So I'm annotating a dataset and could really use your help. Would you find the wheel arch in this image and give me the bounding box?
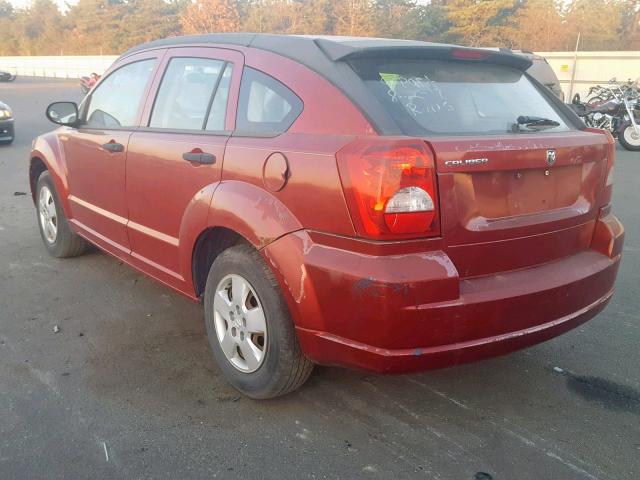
[191,227,247,299]
[30,133,72,216]
[29,156,48,203]
[188,181,303,299]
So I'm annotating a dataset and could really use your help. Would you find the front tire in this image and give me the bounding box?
[619,123,640,151]
[203,243,313,399]
[36,171,89,257]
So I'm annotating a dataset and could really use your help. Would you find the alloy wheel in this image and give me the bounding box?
[38,185,58,244]
[213,274,268,373]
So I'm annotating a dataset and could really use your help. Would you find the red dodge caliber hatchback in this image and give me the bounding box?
[31,34,624,398]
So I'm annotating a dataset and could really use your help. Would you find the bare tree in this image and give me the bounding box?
[331,0,375,37]
[181,0,240,34]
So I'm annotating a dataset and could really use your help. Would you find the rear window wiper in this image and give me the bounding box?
[511,115,560,132]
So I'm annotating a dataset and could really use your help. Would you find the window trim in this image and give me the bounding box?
[234,66,303,137]
[146,56,232,133]
[136,126,231,137]
[79,57,160,132]
[202,62,230,131]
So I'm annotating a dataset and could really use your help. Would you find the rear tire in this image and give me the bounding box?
[36,171,89,257]
[619,124,640,151]
[203,243,313,399]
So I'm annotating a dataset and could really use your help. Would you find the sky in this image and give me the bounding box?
[9,0,75,10]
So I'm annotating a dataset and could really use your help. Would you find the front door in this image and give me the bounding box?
[62,52,162,254]
[125,48,243,284]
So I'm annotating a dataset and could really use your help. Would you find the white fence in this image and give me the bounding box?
[0,56,118,79]
[536,51,640,100]
[1,52,638,98]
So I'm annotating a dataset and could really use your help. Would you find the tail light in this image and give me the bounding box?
[603,131,615,187]
[585,128,615,204]
[336,138,439,240]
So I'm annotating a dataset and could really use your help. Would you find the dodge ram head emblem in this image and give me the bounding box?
[546,149,556,166]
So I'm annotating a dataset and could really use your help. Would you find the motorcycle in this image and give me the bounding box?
[80,73,100,94]
[569,79,640,151]
[581,79,638,106]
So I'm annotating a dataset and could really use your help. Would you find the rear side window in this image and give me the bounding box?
[150,57,231,131]
[86,59,156,128]
[236,67,302,134]
[350,59,569,136]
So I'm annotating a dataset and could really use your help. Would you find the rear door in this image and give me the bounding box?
[125,47,243,282]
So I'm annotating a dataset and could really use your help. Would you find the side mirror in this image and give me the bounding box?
[46,102,79,126]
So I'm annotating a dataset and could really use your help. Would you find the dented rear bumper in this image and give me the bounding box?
[262,214,623,373]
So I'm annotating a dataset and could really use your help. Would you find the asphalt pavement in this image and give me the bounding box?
[0,77,638,480]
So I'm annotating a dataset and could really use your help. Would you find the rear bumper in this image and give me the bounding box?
[263,214,623,373]
[296,288,613,373]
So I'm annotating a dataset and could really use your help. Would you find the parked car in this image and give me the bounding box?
[0,101,14,144]
[485,49,564,100]
[30,34,623,399]
[0,70,16,82]
[80,73,100,93]
[518,51,565,101]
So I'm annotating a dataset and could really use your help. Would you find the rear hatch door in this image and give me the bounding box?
[348,51,608,277]
[431,131,607,277]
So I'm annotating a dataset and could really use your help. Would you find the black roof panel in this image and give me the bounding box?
[121,33,532,71]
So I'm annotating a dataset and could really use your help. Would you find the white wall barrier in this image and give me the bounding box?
[0,55,118,79]
[1,52,638,99]
[536,51,640,100]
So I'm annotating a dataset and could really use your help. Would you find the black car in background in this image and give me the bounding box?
[0,70,16,82]
[516,51,564,101]
[484,48,564,100]
[0,101,15,144]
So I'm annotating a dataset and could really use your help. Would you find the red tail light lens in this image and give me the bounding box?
[603,130,615,187]
[585,127,615,204]
[336,138,439,240]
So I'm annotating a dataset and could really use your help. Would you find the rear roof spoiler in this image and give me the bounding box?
[314,38,533,71]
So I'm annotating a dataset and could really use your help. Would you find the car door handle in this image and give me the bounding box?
[182,152,216,164]
[102,142,124,153]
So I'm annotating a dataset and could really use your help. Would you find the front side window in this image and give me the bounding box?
[150,57,231,131]
[85,59,156,128]
[351,58,570,136]
[236,67,302,134]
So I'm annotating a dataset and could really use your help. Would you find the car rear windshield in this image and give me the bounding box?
[350,58,570,136]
